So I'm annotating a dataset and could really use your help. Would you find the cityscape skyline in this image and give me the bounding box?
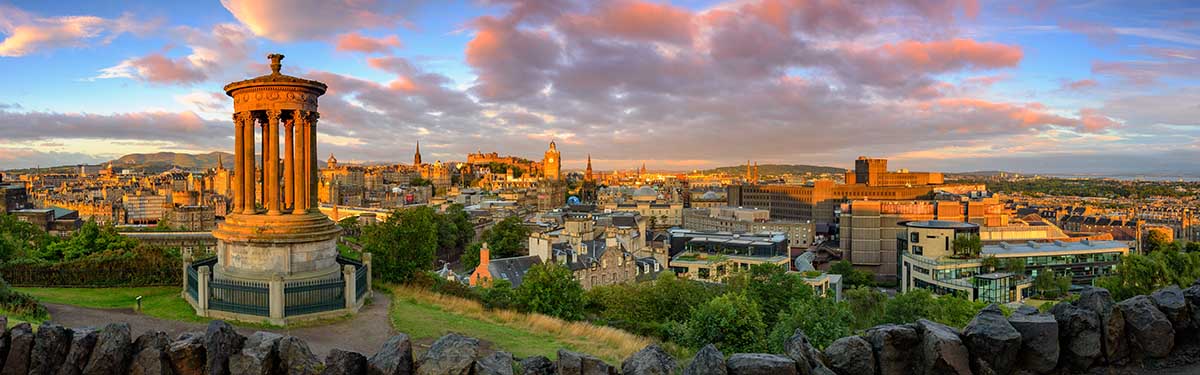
[1,1,1199,174]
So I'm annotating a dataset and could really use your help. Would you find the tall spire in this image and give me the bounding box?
[585,154,594,181]
[414,140,422,167]
[217,154,223,170]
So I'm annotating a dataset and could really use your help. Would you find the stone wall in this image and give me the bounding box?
[2,282,1198,375]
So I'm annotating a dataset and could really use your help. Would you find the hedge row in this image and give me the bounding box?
[0,246,181,287]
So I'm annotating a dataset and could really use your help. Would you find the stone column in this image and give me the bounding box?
[283,115,295,212]
[232,112,244,213]
[309,112,320,211]
[293,111,308,214]
[241,114,256,214]
[266,109,282,215]
[269,274,284,323]
[343,264,356,310]
[363,252,373,297]
[198,266,211,315]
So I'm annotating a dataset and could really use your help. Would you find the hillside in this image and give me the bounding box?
[108,151,234,172]
[703,163,845,176]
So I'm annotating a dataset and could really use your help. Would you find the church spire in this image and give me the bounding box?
[585,154,593,181]
[414,140,422,166]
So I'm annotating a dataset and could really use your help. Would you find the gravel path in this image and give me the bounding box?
[42,291,396,358]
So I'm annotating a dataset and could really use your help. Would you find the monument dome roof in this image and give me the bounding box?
[224,53,327,96]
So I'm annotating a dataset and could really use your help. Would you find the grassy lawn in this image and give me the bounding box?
[15,286,206,323]
[1,307,47,328]
[387,285,680,364]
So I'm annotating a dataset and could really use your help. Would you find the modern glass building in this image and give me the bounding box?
[898,220,1129,303]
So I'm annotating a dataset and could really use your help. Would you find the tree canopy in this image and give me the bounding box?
[363,206,438,283]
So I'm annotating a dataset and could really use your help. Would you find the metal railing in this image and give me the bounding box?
[355,264,368,300]
[208,278,270,317]
[186,265,198,301]
[284,277,344,316]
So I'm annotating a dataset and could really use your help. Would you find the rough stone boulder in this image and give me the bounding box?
[82,322,133,375]
[29,322,73,375]
[1008,311,1059,374]
[475,351,515,375]
[822,336,874,375]
[916,319,971,375]
[1050,302,1101,371]
[369,333,413,375]
[1185,285,1200,343]
[167,332,206,375]
[557,349,615,375]
[1013,305,1039,316]
[1075,287,1127,364]
[864,324,921,375]
[1152,286,1192,331]
[278,336,322,375]
[204,320,247,375]
[57,327,99,375]
[964,304,1021,375]
[418,333,480,375]
[726,353,797,375]
[322,348,369,375]
[2,322,34,375]
[0,316,7,369]
[785,329,828,375]
[130,330,172,375]
[683,344,726,375]
[620,343,676,375]
[1117,295,1175,358]
[134,331,170,353]
[229,331,283,375]
[518,355,555,375]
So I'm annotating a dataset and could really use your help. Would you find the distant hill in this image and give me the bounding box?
[946,171,1017,178]
[703,164,845,176]
[107,151,234,172]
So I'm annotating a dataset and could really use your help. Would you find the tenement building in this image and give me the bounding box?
[185,54,370,325]
[898,220,1127,304]
[726,157,984,230]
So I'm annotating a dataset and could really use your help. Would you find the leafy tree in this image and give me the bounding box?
[514,262,585,320]
[586,272,722,338]
[844,286,888,330]
[445,204,475,249]
[409,177,432,186]
[1185,242,1200,253]
[460,242,484,270]
[363,206,438,283]
[681,292,767,353]
[829,260,874,287]
[725,263,814,327]
[40,220,137,261]
[1033,268,1071,299]
[882,288,934,325]
[0,214,56,261]
[479,279,515,310]
[1145,230,1173,253]
[769,296,854,351]
[480,216,530,259]
[1003,258,1026,277]
[951,234,982,258]
[980,256,1000,272]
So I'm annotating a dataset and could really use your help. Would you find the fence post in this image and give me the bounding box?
[269,273,285,324]
[197,266,210,316]
[362,252,373,297]
[343,265,356,311]
[181,251,193,299]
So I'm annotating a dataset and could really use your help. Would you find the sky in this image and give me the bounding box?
[1,0,1198,174]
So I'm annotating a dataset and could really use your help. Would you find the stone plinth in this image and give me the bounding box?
[212,211,341,281]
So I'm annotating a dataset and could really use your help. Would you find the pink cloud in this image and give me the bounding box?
[220,0,410,42]
[1062,78,1097,90]
[0,5,158,57]
[335,33,402,54]
[105,53,207,84]
[882,38,1023,72]
[466,16,561,101]
[1079,108,1120,132]
[96,23,255,85]
[558,0,695,44]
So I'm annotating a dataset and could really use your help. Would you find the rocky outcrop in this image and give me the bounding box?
[82,322,133,375]
[1051,301,1102,370]
[683,344,726,375]
[916,319,971,375]
[166,332,206,375]
[130,331,172,375]
[1007,311,1059,374]
[822,336,874,375]
[203,320,246,375]
[1152,286,1192,331]
[369,333,413,375]
[474,351,514,375]
[29,322,72,375]
[322,348,369,375]
[519,355,556,375]
[621,344,676,375]
[963,304,1021,375]
[863,324,920,375]
[1075,287,1127,364]
[558,349,616,375]
[278,335,322,375]
[726,353,797,375]
[784,329,831,375]
[229,331,283,375]
[57,327,98,375]
[418,333,480,375]
[2,323,34,375]
[1118,295,1175,358]
[1185,284,1200,341]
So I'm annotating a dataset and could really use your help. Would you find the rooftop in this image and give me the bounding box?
[904,220,980,230]
[983,239,1129,256]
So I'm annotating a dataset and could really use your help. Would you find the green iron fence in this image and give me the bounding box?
[208,278,270,317]
[186,265,198,301]
[355,264,368,300]
[284,276,344,316]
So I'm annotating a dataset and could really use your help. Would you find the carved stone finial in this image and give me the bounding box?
[267,53,284,75]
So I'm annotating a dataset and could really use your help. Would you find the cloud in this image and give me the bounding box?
[0,108,227,145]
[96,23,256,84]
[557,0,695,44]
[1062,78,1097,90]
[335,33,402,54]
[0,5,158,57]
[220,0,413,42]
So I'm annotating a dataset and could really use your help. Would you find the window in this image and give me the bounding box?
[912,245,923,255]
[910,232,919,243]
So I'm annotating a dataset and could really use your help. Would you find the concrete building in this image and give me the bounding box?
[666,229,790,282]
[682,206,815,247]
[122,194,167,224]
[898,220,1128,304]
